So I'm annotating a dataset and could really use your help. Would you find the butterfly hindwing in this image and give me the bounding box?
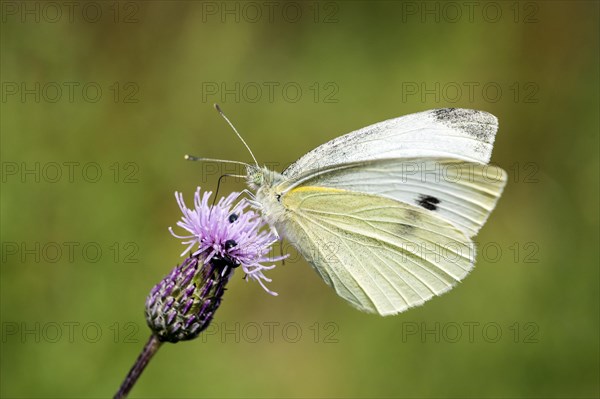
[282,159,507,238]
[279,186,476,315]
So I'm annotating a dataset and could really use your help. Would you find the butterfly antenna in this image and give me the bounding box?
[183,155,250,168]
[214,104,259,167]
[183,156,249,212]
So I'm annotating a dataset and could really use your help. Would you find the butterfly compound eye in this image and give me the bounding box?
[228,213,238,223]
[224,239,237,250]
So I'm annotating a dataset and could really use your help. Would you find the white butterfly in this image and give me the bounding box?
[193,107,507,316]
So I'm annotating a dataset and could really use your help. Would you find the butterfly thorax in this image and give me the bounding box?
[246,165,287,227]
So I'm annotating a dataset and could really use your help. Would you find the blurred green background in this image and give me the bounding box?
[1,1,598,398]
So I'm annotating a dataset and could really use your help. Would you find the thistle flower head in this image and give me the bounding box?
[145,255,230,342]
[146,187,286,342]
[169,187,286,295]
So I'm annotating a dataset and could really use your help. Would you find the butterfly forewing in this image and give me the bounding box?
[282,159,506,238]
[278,187,475,315]
[283,108,499,179]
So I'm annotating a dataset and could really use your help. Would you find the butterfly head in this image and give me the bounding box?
[246,165,282,190]
[246,165,264,189]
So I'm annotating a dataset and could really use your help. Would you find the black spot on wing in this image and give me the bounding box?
[397,223,414,236]
[405,209,420,223]
[432,108,496,143]
[395,209,420,236]
[417,194,440,211]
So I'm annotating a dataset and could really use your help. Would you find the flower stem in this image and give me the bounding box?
[114,334,162,399]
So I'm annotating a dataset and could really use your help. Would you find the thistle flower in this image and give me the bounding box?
[169,188,286,295]
[115,188,286,399]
